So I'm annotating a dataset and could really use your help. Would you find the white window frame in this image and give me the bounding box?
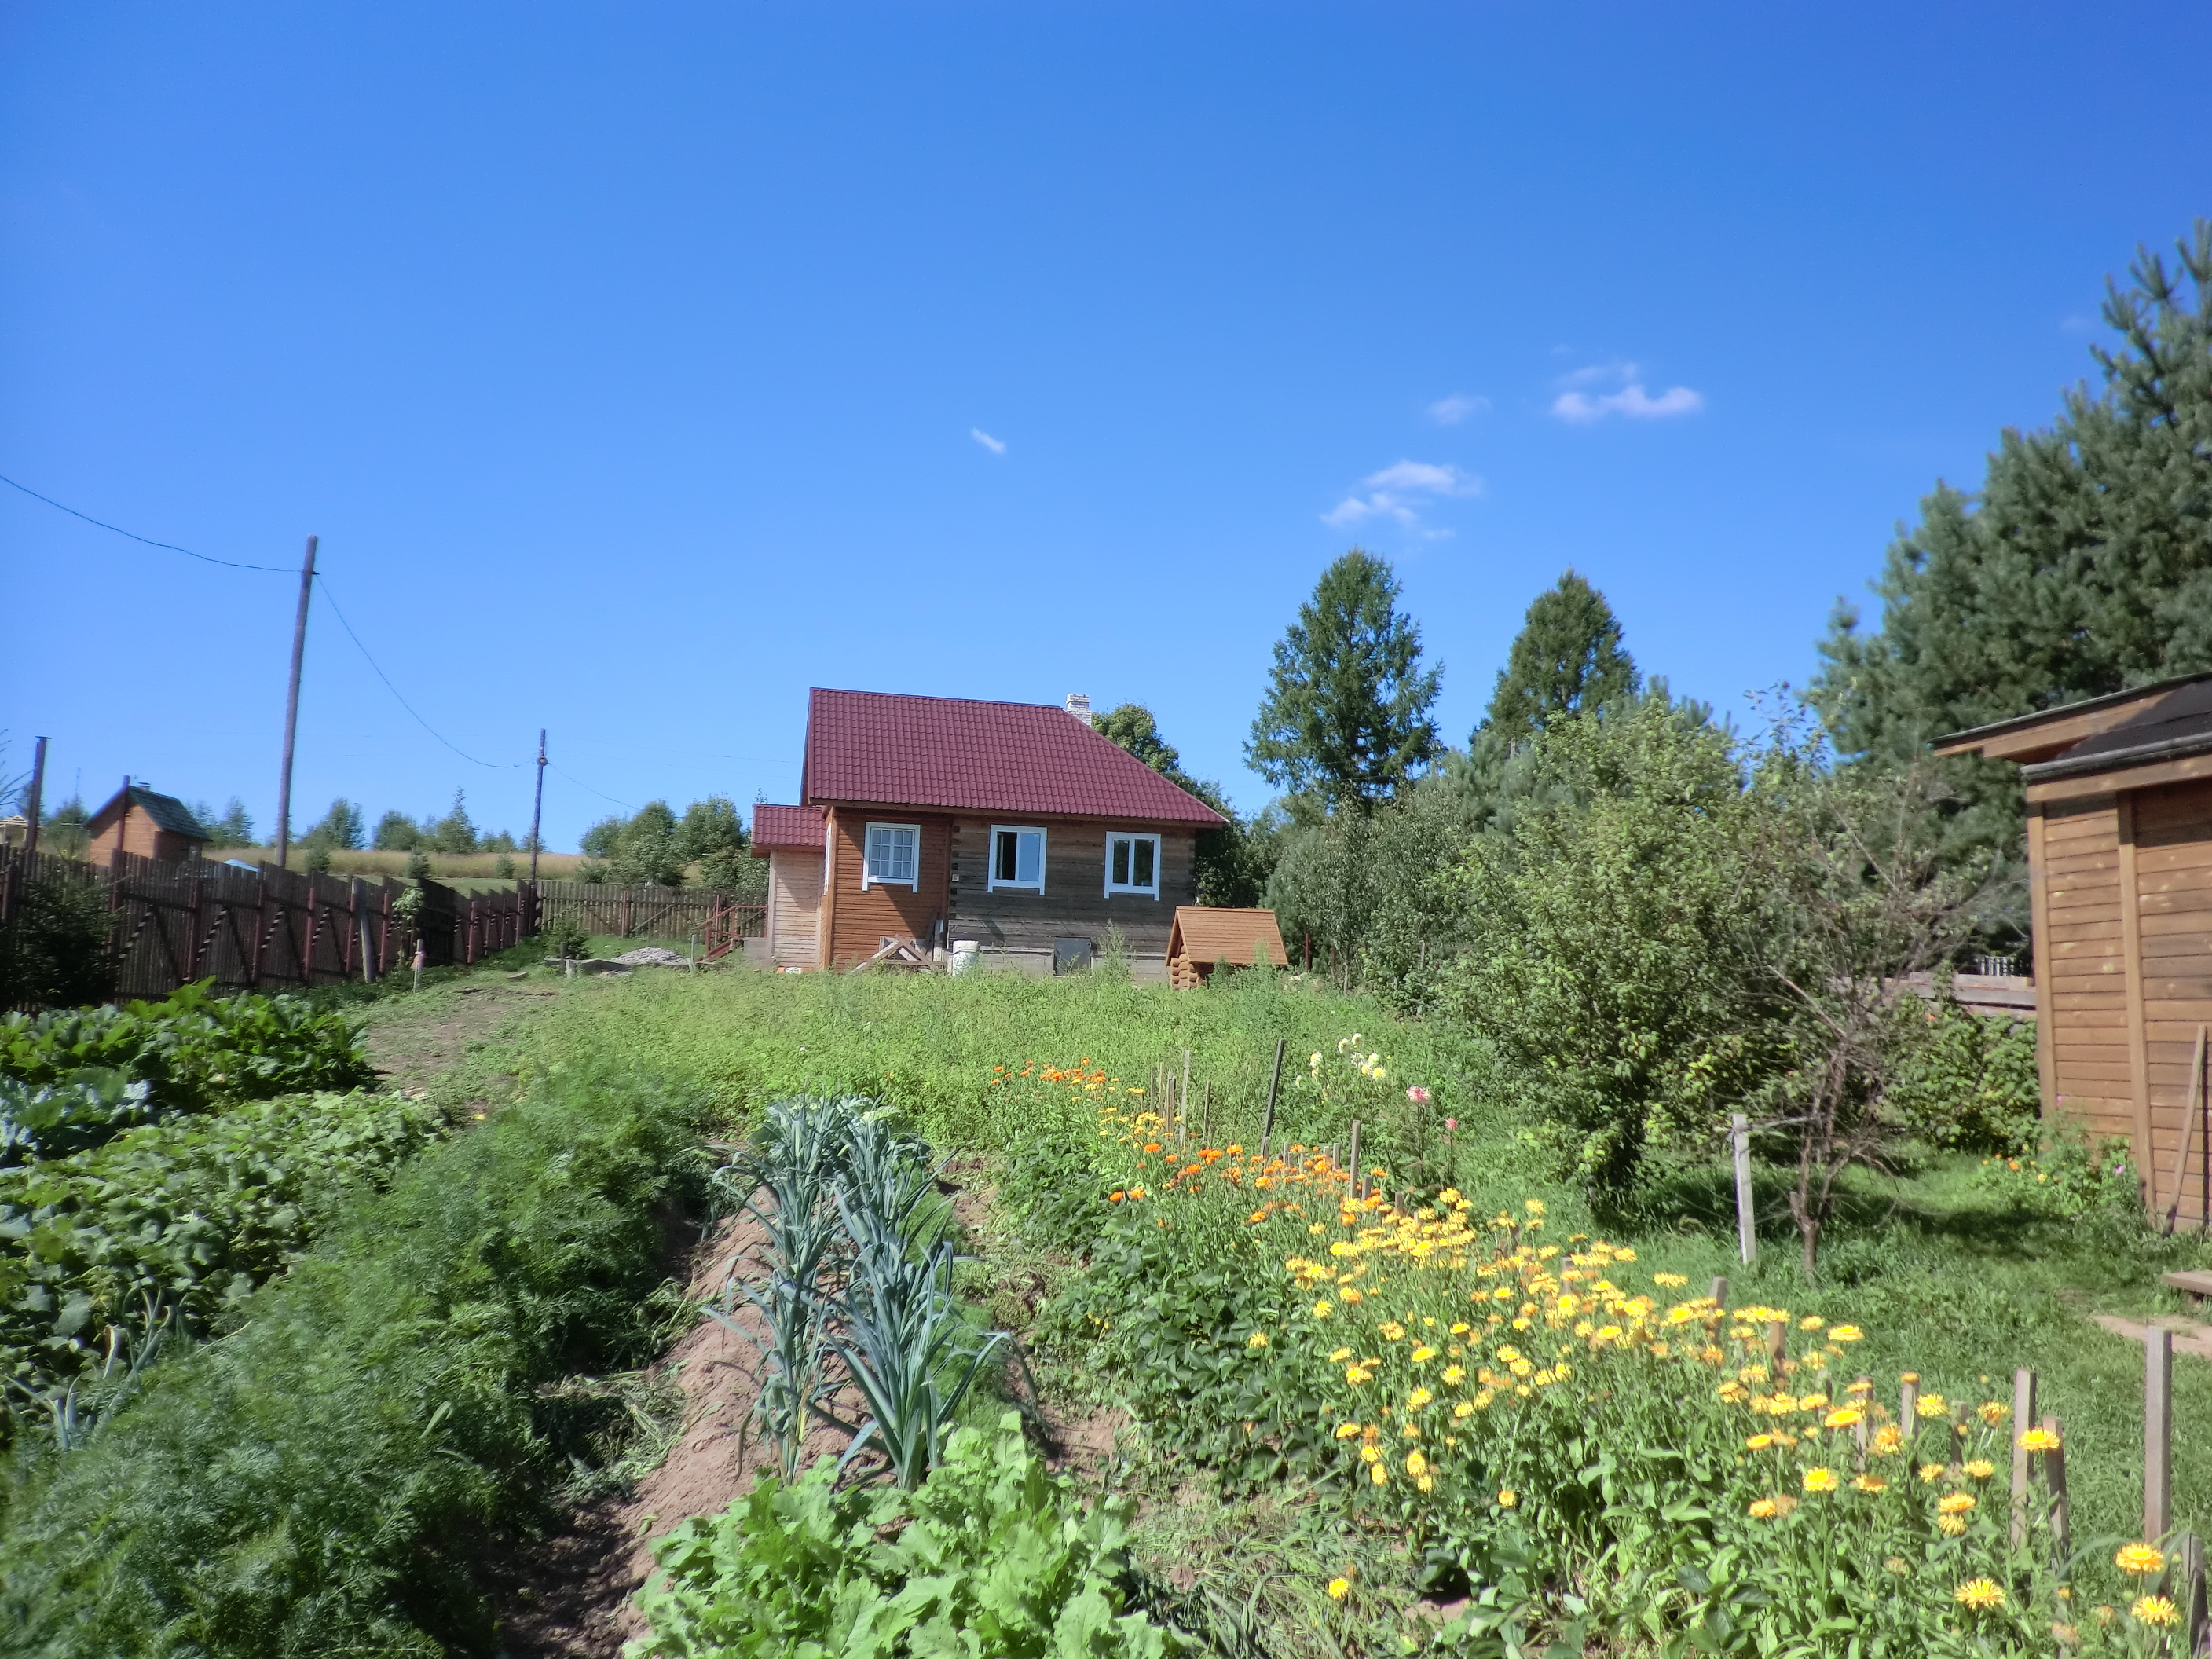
[1104,832,1162,898]
[861,822,921,890]
[987,825,1047,894]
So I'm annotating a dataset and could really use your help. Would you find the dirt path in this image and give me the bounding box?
[356,977,566,1104]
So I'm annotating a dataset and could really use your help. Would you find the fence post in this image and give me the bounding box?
[2042,1413,2070,1566]
[1346,1119,1361,1203]
[1732,1113,1756,1266]
[1900,1373,1919,1441]
[185,861,206,982]
[1709,1275,1728,1310]
[1261,1038,1284,1162]
[2148,1324,2174,1542]
[2011,1367,2038,1547]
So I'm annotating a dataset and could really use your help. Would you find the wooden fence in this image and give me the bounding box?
[0,847,541,1007]
[534,880,764,943]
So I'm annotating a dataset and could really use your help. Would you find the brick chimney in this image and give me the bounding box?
[1064,693,1093,726]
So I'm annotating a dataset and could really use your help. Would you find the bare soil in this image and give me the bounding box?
[357,980,562,1103]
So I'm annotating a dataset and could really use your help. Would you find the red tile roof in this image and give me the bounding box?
[801,688,1226,827]
[750,802,826,855]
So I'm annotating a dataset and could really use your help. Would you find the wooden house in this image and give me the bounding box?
[85,782,210,865]
[753,689,1226,975]
[1166,906,1288,988]
[1936,672,2212,1221]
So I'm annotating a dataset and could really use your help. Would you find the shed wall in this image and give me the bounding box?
[767,848,822,970]
[943,816,1194,957]
[2038,799,2134,1150]
[2133,779,2212,1225]
[822,810,953,969]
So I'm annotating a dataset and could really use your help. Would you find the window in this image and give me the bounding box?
[862,822,919,889]
[1104,832,1160,897]
[988,826,1046,893]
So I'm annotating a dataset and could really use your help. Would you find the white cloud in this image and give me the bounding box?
[1550,363,1703,423]
[1323,459,1482,528]
[1428,393,1488,424]
[970,427,1007,455]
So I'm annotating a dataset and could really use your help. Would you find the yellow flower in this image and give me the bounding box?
[1802,1467,1839,1494]
[1247,1331,1269,1349]
[1872,1425,1904,1455]
[1978,1401,2008,1425]
[1327,1576,1350,1601]
[1653,1272,1689,1287]
[1328,1346,1353,1363]
[1359,1444,1381,1463]
[1452,1401,1474,1420]
[1411,1345,1437,1364]
[1800,1314,1826,1331]
[1938,1492,1976,1515]
[1824,1408,1862,1430]
[1748,1497,1782,1521]
[1441,1365,1466,1385]
[2019,1426,2062,1453]
[1963,1459,1995,1481]
[1380,1321,1406,1342]
[2131,1595,2181,1628]
[1826,1324,1862,1342]
[1312,1302,1334,1319]
[1335,1422,1363,1440]
[1406,1388,1434,1410]
[1496,1489,1518,1508]
[1916,1393,1949,1419]
[1404,1449,1429,1478]
[1745,1434,1774,1451]
[1936,1514,1968,1536]
[1919,1463,1946,1485]
[1368,1460,1389,1486]
[1524,1200,1545,1216]
[1954,1578,2005,1611]
[1853,1474,1888,1492]
[1416,1474,1434,1492]
[2115,1543,2167,1577]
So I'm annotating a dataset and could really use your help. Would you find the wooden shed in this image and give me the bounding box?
[85,782,210,866]
[1166,906,1288,989]
[1937,672,2212,1221]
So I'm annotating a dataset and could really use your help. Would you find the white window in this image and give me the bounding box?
[862,822,920,890]
[988,826,1046,893]
[1104,832,1160,897]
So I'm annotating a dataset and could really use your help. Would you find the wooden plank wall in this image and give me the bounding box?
[2039,800,2136,1153]
[943,817,1196,958]
[2133,780,2212,1226]
[767,848,822,969]
[823,811,953,968]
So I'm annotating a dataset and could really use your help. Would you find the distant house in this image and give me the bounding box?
[86,783,211,864]
[752,688,1225,975]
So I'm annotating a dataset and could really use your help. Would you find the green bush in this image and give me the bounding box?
[0,1064,700,1656]
[0,872,112,1012]
[1888,994,2040,1154]
[631,1412,1176,1657]
[0,1091,442,1408]
[0,982,373,1127]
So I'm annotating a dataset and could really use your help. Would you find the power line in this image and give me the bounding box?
[312,572,520,770]
[548,761,633,811]
[0,471,292,571]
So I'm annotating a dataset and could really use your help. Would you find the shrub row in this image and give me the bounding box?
[0,1090,443,1409]
[0,1063,701,1657]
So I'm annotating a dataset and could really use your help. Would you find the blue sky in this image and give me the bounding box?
[5,4,2208,848]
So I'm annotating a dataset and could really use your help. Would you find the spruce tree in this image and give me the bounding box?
[1247,551,1442,811]
[1474,570,1640,747]
[1814,221,2212,881]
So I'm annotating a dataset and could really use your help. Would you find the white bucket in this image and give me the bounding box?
[948,941,980,977]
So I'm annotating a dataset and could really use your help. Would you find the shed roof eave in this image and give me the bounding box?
[1933,669,2212,761]
[2020,726,2212,786]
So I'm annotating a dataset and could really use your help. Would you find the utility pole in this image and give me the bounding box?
[22,737,48,861]
[529,729,547,881]
[274,535,317,870]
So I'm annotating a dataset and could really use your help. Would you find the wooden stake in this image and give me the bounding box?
[1852,1375,1872,1467]
[1709,1274,1729,1310]
[1346,1119,1361,1203]
[1900,1375,1919,1441]
[2182,1533,2207,1657]
[1765,1320,1785,1369]
[2011,1367,2038,1547]
[1202,1081,1213,1148]
[2148,1324,2174,1542]
[2042,1413,2071,1565]
[1261,1038,1284,1161]
[1731,1112,1756,1266]
[1181,1047,1192,1139]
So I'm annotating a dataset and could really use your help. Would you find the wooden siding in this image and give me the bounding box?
[2039,782,2212,1225]
[2039,798,2137,1157]
[767,848,822,970]
[943,816,1196,958]
[822,808,953,969]
[88,808,199,865]
[2132,780,2212,1225]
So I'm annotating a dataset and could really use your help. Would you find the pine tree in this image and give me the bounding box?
[1247,551,1442,811]
[1474,571,1640,746]
[1813,221,2212,883]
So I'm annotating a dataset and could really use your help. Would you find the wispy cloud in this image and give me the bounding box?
[1550,363,1704,423]
[970,427,1007,455]
[1324,460,1482,528]
[1428,392,1488,424]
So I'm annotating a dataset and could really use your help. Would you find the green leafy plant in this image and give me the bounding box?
[1888,991,2041,1155]
[630,1412,1177,1657]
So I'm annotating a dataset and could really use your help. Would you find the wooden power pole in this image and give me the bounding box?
[273,535,317,869]
[529,729,547,881]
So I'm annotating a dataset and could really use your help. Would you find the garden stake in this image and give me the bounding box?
[2148,1324,2174,1541]
[2042,1413,2071,1566]
[1851,1376,1871,1466]
[2182,1533,2208,1657]
[1731,1113,1756,1266]
[1181,1047,1192,1137]
[1203,1081,1212,1148]
[1346,1119,1361,1203]
[1900,1375,1918,1439]
[1764,1321,1785,1369]
[2010,1367,2038,1546]
[1261,1038,1284,1162]
[2162,1026,2207,1233]
[1709,1275,1728,1309]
